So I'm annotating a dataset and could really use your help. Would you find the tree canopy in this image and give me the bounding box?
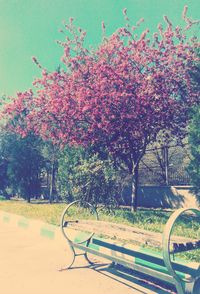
[2,6,200,209]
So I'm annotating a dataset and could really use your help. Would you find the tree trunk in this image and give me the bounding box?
[49,160,54,204]
[131,165,139,212]
[49,145,58,203]
[27,195,31,203]
[53,168,58,203]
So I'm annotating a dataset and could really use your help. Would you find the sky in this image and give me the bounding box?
[0,0,199,98]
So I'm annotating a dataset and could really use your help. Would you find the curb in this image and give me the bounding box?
[0,210,60,241]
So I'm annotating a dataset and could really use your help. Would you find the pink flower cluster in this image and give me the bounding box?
[3,7,199,170]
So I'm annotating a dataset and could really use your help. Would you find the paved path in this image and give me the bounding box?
[0,211,174,294]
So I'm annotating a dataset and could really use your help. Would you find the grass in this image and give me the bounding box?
[0,200,66,225]
[0,199,199,262]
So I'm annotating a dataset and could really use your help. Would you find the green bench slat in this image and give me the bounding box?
[135,258,186,280]
[92,238,197,276]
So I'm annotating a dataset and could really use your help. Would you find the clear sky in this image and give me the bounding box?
[0,0,199,97]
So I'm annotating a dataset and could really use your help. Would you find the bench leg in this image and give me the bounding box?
[59,241,76,271]
[84,252,95,265]
[67,245,76,269]
[184,276,200,294]
[83,240,95,265]
[59,239,96,270]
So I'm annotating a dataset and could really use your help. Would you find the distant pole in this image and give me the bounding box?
[164,146,169,186]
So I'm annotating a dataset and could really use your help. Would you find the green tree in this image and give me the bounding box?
[0,137,9,197]
[40,141,59,203]
[57,145,124,207]
[188,49,200,199]
[56,145,85,201]
[188,107,200,200]
[5,132,45,202]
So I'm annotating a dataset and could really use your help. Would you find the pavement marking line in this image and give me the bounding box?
[3,214,10,223]
[40,226,55,239]
[0,210,58,240]
[18,217,29,228]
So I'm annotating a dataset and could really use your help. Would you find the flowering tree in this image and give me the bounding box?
[3,7,200,210]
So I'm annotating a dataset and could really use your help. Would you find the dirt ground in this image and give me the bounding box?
[0,211,175,294]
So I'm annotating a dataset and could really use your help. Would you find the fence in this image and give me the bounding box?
[138,144,191,186]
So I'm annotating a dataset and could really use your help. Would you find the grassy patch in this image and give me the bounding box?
[0,195,6,201]
[0,199,66,225]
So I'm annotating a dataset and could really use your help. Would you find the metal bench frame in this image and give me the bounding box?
[60,201,200,294]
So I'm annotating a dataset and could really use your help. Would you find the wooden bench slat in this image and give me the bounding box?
[172,240,200,253]
[65,220,198,248]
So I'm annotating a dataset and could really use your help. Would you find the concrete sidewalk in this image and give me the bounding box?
[0,211,174,294]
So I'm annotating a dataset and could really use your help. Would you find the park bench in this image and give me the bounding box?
[60,201,200,294]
